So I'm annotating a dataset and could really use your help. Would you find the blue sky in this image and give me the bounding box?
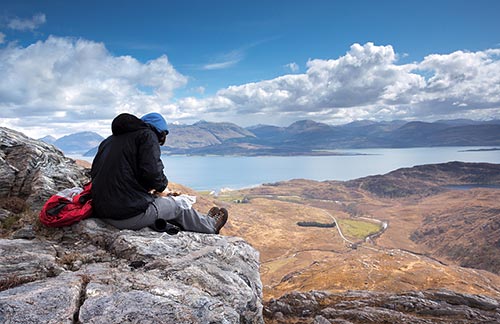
[1,0,500,138]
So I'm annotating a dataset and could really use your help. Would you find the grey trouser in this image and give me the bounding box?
[103,196,216,234]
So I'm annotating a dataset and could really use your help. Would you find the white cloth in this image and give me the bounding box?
[169,194,196,210]
[56,187,83,200]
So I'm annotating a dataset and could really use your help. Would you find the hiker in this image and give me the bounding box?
[90,112,228,234]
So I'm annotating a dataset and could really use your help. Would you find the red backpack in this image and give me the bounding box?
[39,182,93,227]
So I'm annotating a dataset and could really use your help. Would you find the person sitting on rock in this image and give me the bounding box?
[90,112,228,234]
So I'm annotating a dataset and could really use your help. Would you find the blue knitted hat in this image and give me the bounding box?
[141,112,169,134]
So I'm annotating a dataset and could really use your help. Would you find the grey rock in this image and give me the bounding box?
[0,127,89,210]
[0,271,83,324]
[11,225,36,240]
[0,238,63,283]
[426,290,499,311]
[74,220,263,323]
[265,290,500,323]
[0,220,264,323]
[328,319,353,324]
[314,315,332,324]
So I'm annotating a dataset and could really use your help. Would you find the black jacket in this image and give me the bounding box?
[91,113,168,219]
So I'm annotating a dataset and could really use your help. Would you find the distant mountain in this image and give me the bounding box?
[53,131,104,154]
[164,121,255,151]
[84,146,98,157]
[166,124,222,149]
[429,124,500,146]
[389,121,451,147]
[247,119,500,151]
[193,120,255,141]
[435,118,500,126]
[79,119,500,156]
[39,135,57,145]
[334,120,407,148]
[82,121,256,156]
[285,119,331,134]
[245,124,287,144]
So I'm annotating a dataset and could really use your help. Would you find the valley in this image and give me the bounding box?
[182,162,500,301]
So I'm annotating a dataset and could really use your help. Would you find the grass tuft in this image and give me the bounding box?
[0,274,38,292]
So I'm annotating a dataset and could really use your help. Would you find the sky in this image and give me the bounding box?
[1,0,500,138]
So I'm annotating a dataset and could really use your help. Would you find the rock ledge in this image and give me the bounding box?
[1,219,263,323]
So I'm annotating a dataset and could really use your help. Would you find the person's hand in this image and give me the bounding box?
[166,190,181,197]
[155,190,170,197]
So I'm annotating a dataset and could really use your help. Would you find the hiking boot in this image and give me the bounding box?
[207,206,220,218]
[213,208,228,234]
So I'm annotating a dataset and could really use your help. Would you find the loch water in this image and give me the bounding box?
[72,146,500,191]
[159,147,500,191]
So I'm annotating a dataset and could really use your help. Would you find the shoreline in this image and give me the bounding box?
[458,147,500,152]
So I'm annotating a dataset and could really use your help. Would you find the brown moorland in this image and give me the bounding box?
[198,162,500,300]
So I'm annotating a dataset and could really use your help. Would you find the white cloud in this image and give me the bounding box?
[2,39,500,138]
[202,60,239,70]
[199,38,274,71]
[417,49,500,105]
[0,32,5,44]
[201,48,244,70]
[176,43,500,125]
[285,62,299,72]
[8,13,46,31]
[0,35,187,138]
[186,43,420,120]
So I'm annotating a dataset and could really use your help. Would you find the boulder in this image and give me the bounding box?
[0,127,89,210]
[0,219,264,323]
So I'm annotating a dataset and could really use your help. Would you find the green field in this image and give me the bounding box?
[216,193,246,203]
[337,219,382,239]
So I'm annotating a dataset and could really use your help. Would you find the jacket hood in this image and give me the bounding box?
[111,113,148,135]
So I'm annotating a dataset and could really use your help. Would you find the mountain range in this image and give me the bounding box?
[41,119,500,156]
[40,131,104,154]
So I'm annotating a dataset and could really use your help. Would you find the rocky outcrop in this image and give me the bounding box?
[0,127,89,210]
[0,219,263,323]
[264,290,500,323]
[0,127,263,323]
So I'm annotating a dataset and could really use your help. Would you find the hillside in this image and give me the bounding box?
[345,162,500,198]
[411,191,500,274]
[218,162,500,301]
